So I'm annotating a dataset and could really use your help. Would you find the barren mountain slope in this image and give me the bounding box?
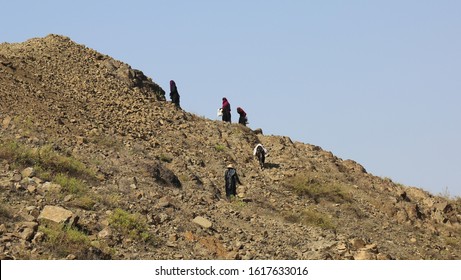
[1,35,460,260]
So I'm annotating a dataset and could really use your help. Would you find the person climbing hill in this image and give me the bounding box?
[169,80,180,108]
[221,97,231,123]
[224,164,242,199]
[237,107,248,126]
[253,143,268,169]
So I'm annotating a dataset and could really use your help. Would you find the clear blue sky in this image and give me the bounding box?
[3,1,461,196]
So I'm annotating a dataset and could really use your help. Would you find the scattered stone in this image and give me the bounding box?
[32,231,45,244]
[0,224,6,235]
[30,208,40,219]
[26,185,36,194]
[40,182,62,193]
[350,238,366,250]
[21,167,35,178]
[98,227,112,239]
[376,253,392,260]
[15,183,25,191]
[20,213,36,222]
[336,242,348,252]
[158,213,169,224]
[38,205,74,224]
[76,136,87,145]
[156,196,171,208]
[434,202,452,213]
[66,254,77,260]
[166,241,177,248]
[11,173,22,182]
[15,222,38,241]
[193,216,212,229]
[169,233,178,242]
[253,128,263,135]
[25,205,36,211]
[353,250,376,260]
[364,243,378,253]
[2,116,12,129]
[135,190,144,199]
[0,178,11,188]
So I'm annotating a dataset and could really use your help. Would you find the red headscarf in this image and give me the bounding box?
[237,107,246,117]
[222,98,230,111]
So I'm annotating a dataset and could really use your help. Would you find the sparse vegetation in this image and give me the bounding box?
[39,224,92,259]
[284,207,336,230]
[89,134,122,152]
[98,193,123,208]
[442,226,461,250]
[109,208,157,245]
[0,140,96,182]
[0,139,97,197]
[54,173,88,195]
[231,196,246,209]
[67,195,97,210]
[439,187,453,200]
[215,144,226,152]
[285,173,352,203]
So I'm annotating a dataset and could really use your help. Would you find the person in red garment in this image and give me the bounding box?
[236,107,247,126]
[221,97,231,123]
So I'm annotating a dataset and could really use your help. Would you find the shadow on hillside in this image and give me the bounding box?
[265,163,280,169]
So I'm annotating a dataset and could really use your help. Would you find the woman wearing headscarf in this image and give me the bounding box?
[237,107,247,126]
[169,80,180,108]
[222,97,231,123]
[224,164,242,199]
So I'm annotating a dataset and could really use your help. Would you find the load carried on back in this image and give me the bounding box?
[253,144,268,169]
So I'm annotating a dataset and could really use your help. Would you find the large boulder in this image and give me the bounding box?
[38,205,76,225]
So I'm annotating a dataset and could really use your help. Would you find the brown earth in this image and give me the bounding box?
[1,34,460,260]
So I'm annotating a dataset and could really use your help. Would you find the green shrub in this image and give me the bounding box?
[0,141,35,166]
[284,207,336,230]
[37,145,95,180]
[231,196,246,208]
[300,208,335,229]
[109,208,157,245]
[39,224,92,259]
[215,144,226,152]
[54,173,87,195]
[0,140,96,181]
[98,193,123,208]
[68,195,97,210]
[285,174,352,203]
[0,140,97,197]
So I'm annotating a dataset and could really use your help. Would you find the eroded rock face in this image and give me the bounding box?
[147,161,182,188]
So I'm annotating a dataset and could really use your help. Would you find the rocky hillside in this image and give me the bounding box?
[1,35,460,260]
